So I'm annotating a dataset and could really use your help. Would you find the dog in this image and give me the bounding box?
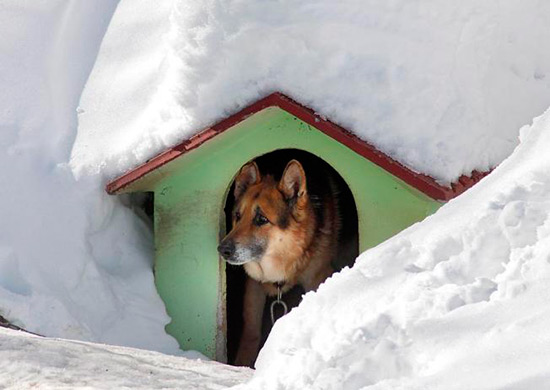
[218,158,341,367]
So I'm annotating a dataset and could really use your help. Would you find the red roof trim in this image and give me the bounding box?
[106,92,489,200]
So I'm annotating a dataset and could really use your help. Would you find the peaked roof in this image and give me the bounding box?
[106,92,488,200]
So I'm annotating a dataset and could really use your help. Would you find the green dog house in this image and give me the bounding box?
[106,92,486,361]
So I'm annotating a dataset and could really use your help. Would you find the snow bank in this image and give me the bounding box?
[0,327,251,389]
[4,0,550,378]
[236,108,550,389]
[0,1,180,354]
[73,0,550,185]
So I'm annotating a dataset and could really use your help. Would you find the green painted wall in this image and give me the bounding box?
[122,107,442,360]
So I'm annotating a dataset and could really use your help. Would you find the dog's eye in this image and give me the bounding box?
[235,211,241,221]
[254,213,269,227]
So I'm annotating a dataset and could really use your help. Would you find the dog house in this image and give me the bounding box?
[106,92,487,361]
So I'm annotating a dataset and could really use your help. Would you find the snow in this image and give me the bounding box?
[0,0,181,354]
[3,0,550,389]
[73,0,550,185]
[0,327,251,389]
[235,108,550,388]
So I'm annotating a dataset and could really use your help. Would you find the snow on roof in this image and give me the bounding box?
[72,0,550,186]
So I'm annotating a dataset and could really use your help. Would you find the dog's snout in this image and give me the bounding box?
[218,240,235,260]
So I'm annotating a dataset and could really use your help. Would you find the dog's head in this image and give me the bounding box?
[218,159,311,282]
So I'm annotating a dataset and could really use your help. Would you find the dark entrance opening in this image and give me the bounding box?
[122,191,154,226]
[223,149,358,365]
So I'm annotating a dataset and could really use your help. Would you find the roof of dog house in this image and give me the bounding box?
[105,92,489,360]
[107,92,487,199]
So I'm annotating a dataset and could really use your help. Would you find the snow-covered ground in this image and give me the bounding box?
[3,0,550,389]
[0,327,251,389]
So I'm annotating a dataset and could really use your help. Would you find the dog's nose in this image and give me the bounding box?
[218,240,235,260]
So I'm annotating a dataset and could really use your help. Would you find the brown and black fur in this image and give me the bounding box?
[218,155,343,367]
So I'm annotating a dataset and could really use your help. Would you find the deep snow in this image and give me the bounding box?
[73,0,550,185]
[2,0,550,389]
[0,0,181,354]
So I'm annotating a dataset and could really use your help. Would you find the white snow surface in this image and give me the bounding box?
[3,1,550,389]
[0,327,251,389]
[236,108,550,389]
[0,1,182,354]
[73,0,550,185]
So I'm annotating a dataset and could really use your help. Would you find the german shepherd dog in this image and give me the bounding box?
[218,157,341,367]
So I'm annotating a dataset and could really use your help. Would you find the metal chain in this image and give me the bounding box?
[270,284,288,325]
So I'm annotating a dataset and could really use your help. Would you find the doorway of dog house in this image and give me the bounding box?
[222,149,359,365]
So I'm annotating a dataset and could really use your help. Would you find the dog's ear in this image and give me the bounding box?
[278,160,307,201]
[234,162,261,200]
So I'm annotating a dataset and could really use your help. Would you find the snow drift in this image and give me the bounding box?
[0,0,180,354]
[237,108,550,389]
[2,1,550,386]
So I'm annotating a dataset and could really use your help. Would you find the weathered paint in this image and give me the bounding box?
[118,107,441,359]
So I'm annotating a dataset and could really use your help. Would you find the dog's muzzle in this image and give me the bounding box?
[218,239,260,265]
[217,240,236,261]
